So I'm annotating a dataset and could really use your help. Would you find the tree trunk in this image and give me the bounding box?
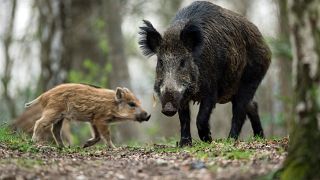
[277,0,292,135]
[1,0,17,119]
[103,0,137,142]
[281,0,320,179]
[64,0,107,75]
[36,0,68,93]
[13,0,109,143]
[103,0,130,89]
[36,0,108,92]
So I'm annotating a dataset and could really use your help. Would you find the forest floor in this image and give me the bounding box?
[0,126,288,180]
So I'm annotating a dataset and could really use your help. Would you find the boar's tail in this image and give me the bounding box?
[25,96,41,108]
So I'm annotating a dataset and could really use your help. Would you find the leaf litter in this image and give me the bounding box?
[0,138,288,180]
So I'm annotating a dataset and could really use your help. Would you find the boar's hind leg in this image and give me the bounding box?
[178,105,192,147]
[196,96,216,143]
[51,119,65,147]
[229,81,262,139]
[246,101,264,138]
[83,124,101,148]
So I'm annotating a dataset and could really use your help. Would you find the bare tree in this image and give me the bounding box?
[1,0,17,119]
[280,0,320,179]
[13,0,111,143]
[36,0,68,93]
[103,0,130,89]
[64,0,107,74]
[102,0,139,142]
[277,0,292,134]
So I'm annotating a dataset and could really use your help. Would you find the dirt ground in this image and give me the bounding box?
[0,139,288,180]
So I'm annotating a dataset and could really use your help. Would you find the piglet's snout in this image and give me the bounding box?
[137,111,151,122]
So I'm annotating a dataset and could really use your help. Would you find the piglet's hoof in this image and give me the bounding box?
[83,144,89,148]
[83,142,95,148]
[107,145,116,149]
[178,137,192,147]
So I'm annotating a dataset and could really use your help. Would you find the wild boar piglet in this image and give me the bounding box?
[25,83,151,148]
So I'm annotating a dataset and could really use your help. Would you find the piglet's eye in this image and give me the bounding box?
[128,102,136,107]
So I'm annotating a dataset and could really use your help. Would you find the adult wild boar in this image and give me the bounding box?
[139,1,271,146]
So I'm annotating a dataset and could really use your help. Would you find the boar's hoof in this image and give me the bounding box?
[179,137,192,147]
[254,132,265,139]
[161,102,177,117]
[200,135,213,143]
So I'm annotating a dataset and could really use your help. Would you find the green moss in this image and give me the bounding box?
[280,117,320,180]
[281,161,309,180]
[0,124,38,153]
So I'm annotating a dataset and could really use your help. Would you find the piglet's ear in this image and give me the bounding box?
[122,87,130,93]
[139,20,162,57]
[115,87,124,102]
[180,21,203,57]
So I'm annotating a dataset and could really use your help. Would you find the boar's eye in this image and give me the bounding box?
[128,102,136,107]
[157,58,163,67]
[179,59,186,69]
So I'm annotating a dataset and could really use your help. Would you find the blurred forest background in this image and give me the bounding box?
[0,0,292,145]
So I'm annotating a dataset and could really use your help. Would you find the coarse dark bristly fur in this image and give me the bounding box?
[139,1,271,147]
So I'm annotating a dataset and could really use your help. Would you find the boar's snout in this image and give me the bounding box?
[160,88,183,117]
[162,102,177,116]
[137,111,151,122]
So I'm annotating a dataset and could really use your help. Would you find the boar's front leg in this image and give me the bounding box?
[178,104,192,147]
[196,96,216,143]
[83,124,101,148]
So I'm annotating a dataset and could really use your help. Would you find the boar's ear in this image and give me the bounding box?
[139,20,162,57]
[115,87,124,102]
[180,22,203,57]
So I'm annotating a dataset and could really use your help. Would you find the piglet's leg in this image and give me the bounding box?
[95,121,115,149]
[83,124,101,148]
[51,119,65,147]
[32,110,61,143]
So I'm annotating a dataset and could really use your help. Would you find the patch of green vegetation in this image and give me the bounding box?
[247,136,267,142]
[225,150,252,160]
[150,138,255,160]
[0,124,38,153]
[0,123,115,156]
